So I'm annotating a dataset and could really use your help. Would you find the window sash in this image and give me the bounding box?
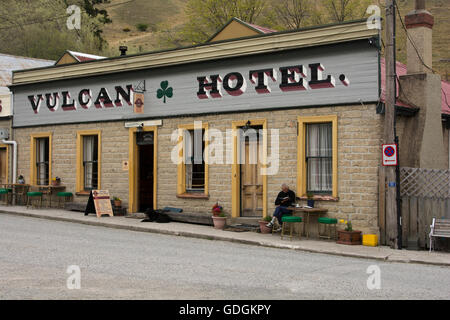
[36,138,49,185]
[306,123,332,193]
[83,135,98,190]
[184,129,205,191]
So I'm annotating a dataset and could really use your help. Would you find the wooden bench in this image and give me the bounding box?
[429,218,450,252]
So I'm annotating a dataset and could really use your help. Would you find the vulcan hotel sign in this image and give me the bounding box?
[13,42,379,127]
[27,62,349,113]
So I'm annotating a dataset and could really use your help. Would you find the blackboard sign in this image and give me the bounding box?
[137,131,154,145]
[84,190,114,217]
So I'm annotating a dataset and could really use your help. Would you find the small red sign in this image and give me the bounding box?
[382,144,397,166]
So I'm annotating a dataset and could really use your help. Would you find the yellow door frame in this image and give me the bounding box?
[231,119,267,218]
[0,144,9,184]
[128,126,158,213]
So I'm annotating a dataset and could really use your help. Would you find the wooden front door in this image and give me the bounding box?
[240,136,263,217]
[0,148,6,185]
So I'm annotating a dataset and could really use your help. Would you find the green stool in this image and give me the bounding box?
[317,217,338,240]
[26,191,43,208]
[271,212,292,236]
[57,192,73,208]
[0,188,12,205]
[281,216,303,241]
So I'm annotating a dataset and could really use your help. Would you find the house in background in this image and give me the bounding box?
[0,53,54,184]
[55,50,106,66]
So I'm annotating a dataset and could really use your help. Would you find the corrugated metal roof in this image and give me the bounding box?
[67,50,106,62]
[0,53,54,87]
[245,22,277,34]
[12,20,377,85]
[380,58,450,115]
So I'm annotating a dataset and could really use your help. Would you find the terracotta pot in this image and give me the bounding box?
[212,216,226,230]
[337,230,362,245]
[114,200,122,208]
[259,221,272,234]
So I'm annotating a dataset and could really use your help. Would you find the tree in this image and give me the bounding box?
[323,0,370,23]
[271,0,314,30]
[158,0,268,47]
[0,0,112,59]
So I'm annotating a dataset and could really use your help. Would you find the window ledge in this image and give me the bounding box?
[76,191,91,196]
[177,193,209,199]
[298,195,339,202]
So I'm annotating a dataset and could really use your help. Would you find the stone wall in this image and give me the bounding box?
[13,103,383,234]
[13,121,130,204]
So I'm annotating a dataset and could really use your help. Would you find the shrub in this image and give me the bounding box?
[122,28,131,32]
[136,23,149,32]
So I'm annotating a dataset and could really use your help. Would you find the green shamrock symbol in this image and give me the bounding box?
[156,80,173,103]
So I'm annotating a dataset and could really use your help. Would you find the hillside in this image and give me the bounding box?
[101,0,449,77]
[100,0,188,54]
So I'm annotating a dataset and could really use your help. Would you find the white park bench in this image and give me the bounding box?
[429,218,450,252]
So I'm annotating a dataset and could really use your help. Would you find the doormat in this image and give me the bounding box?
[223,227,249,232]
[224,224,259,232]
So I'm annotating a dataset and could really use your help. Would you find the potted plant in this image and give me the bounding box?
[306,192,315,208]
[212,203,226,229]
[52,177,61,186]
[337,219,362,245]
[113,197,122,208]
[259,215,273,234]
[17,175,25,184]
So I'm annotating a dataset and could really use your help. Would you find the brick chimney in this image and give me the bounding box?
[404,0,434,74]
[398,0,446,169]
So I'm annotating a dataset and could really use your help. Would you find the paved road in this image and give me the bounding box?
[0,214,449,300]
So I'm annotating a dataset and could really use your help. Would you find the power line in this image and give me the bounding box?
[395,3,434,73]
[394,4,450,110]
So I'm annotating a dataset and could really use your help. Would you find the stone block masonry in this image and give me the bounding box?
[13,103,383,234]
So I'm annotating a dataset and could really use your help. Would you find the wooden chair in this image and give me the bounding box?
[12,185,30,205]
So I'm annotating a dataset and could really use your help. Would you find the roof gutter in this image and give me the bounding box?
[10,20,377,87]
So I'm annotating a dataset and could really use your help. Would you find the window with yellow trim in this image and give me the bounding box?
[35,137,50,185]
[77,131,101,192]
[184,128,205,192]
[30,133,52,186]
[177,123,208,196]
[305,123,332,193]
[298,115,337,198]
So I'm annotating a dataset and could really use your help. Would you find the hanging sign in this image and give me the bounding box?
[84,190,114,217]
[382,144,397,166]
[133,92,144,114]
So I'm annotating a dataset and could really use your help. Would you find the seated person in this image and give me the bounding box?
[267,183,296,231]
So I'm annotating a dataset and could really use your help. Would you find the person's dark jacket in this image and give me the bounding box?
[275,190,296,207]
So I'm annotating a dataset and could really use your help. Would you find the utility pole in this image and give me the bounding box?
[385,0,400,249]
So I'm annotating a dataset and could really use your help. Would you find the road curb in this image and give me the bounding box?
[1,209,449,267]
